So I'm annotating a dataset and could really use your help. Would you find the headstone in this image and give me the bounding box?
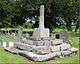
[6,42,9,47]
[17,26,23,42]
[0,42,2,46]
[3,42,6,47]
[8,42,14,47]
[60,32,71,42]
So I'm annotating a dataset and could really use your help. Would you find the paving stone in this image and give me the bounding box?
[5,47,21,54]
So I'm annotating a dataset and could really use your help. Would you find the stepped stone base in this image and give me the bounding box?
[4,36,78,61]
[5,47,78,61]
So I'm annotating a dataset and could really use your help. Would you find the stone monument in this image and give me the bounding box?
[33,5,49,37]
[5,5,78,61]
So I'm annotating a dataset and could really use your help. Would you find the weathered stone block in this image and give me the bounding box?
[52,39,63,45]
[34,46,51,54]
[61,50,72,56]
[33,41,44,46]
[69,47,78,54]
[60,43,71,51]
[50,46,60,52]
[19,51,57,61]
[25,40,33,45]
[44,41,51,46]
[32,28,49,38]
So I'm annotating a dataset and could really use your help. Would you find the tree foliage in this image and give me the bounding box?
[0,0,79,32]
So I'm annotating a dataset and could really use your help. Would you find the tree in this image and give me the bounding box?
[52,0,79,31]
[0,0,79,32]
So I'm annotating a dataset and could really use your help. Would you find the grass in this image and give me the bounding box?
[23,28,33,32]
[0,36,16,42]
[0,46,29,64]
[53,28,67,33]
[71,37,79,48]
[0,31,79,64]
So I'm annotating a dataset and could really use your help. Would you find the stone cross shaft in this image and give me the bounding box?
[39,5,44,29]
[32,5,49,37]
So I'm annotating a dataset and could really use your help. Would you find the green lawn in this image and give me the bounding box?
[0,32,79,64]
[0,36,16,42]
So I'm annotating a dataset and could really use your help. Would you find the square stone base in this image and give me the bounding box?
[32,28,49,37]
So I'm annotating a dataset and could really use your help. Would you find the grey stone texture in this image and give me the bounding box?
[61,50,72,56]
[50,46,60,52]
[59,43,71,51]
[55,32,71,42]
[32,5,50,38]
[52,39,63,45]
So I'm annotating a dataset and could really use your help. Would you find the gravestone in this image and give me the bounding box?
[17,26,23,42]
[55,32,71,43]
[59,32,71,42]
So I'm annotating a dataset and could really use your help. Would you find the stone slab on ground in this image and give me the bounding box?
[59,43,71,51]
[69,47,78,54]
[5,47,20,54]
[19,51,57,61]
[61,50,72,57]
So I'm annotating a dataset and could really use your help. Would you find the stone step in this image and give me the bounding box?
[5,47,78,61]
[21,38,64,46]
[18,51,60,61]
[69,47,78,54]
[5,47,21,54]
[14,43,72,54]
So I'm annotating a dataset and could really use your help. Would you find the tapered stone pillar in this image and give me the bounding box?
[32,5,49,38]
[39,5,44,29]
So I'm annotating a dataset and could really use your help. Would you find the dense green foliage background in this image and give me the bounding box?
[0,0,79,32]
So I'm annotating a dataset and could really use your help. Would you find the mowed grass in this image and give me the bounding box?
[0,32,79,64]
[0,36,16,42]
